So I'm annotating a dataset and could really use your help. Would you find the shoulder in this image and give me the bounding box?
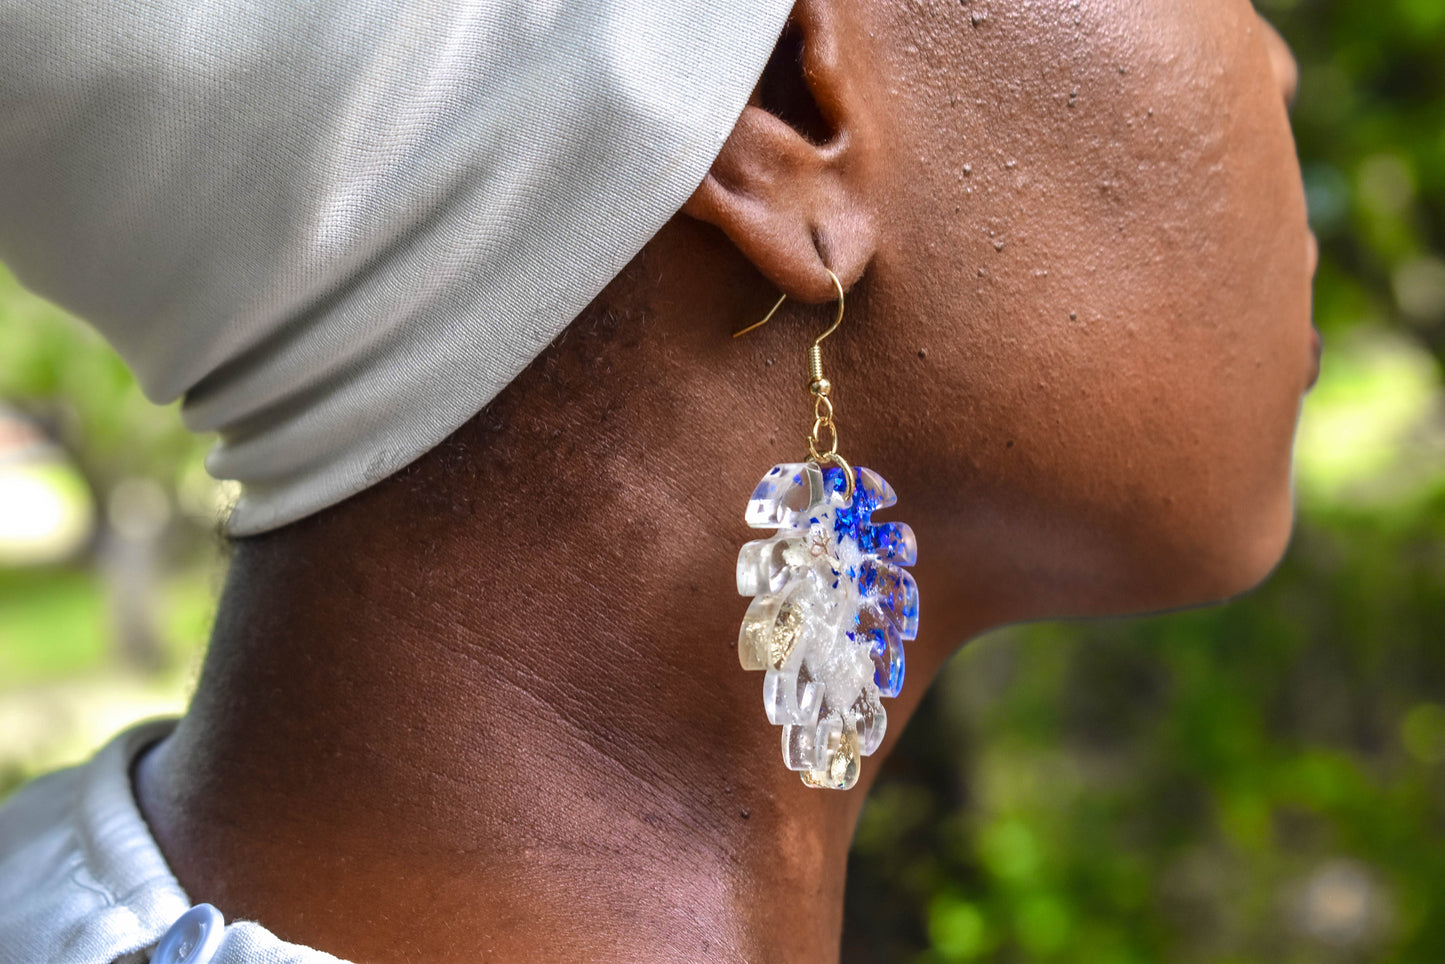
[0,719,187,964]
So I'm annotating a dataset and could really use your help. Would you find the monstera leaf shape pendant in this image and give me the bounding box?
[736,462,919,790]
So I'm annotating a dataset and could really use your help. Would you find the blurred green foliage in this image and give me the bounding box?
[0,268,221,792]
[845,2,1445,961]
[0,1,1442,962]
[0,269,209,490]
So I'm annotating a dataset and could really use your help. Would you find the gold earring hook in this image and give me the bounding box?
[732,269,855,501]
[732,269,846,343]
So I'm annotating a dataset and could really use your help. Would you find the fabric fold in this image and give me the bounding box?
[0,0,793,534]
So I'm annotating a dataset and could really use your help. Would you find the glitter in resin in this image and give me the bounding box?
[736,462,919,789]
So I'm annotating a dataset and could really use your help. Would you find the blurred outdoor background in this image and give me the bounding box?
[0,1,1441,962]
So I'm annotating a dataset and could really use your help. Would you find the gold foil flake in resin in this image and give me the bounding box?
[801,726,861,790]
[768,602,803,670]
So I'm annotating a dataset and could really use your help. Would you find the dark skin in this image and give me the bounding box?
[134,0,1317,961]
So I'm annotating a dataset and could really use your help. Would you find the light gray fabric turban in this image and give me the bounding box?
[0,0,792,534]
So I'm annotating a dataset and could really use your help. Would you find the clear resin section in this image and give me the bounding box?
[736,462,919,790]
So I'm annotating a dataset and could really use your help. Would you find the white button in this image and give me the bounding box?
[153,903,225,964]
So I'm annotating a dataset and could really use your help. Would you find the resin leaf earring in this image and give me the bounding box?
[733,270,919,790]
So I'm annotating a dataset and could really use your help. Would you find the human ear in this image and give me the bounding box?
[681,0,878,303]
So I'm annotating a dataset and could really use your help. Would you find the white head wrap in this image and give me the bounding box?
[0,0,792,534]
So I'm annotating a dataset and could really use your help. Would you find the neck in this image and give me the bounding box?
[133,229,990,962]
[138,513,857,962]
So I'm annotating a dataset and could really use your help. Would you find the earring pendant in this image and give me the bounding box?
[736,461,918,789]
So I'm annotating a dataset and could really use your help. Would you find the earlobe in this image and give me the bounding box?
[682,0,877,303]
[685,104,855,302]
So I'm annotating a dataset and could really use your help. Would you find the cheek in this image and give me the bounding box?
[866,0,1314,615]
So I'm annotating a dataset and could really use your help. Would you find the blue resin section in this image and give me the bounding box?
[867,626,905,698]
[823,465,920,694]
[823,465,888,554]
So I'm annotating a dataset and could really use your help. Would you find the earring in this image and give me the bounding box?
[733,270,919,790]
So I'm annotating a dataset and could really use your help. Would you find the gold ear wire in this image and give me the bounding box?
[732,269,855,501]
[732,270,845,344]
[732,293,787,339]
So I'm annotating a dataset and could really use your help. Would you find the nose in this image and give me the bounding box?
[1258,17,1300,109]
